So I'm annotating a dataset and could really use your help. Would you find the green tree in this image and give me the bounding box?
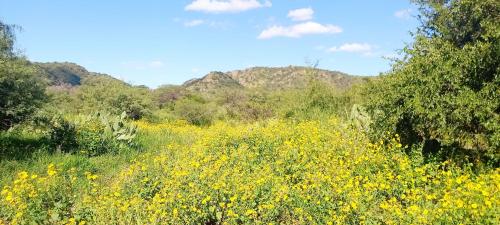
[0,21,47,130]
[366,0,499,164]
[0,21,16,58]
[78,76,154,120]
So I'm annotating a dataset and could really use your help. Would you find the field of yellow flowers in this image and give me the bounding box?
[1,118,499,224]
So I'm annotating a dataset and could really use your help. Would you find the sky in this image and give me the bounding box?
[0,0,419,88]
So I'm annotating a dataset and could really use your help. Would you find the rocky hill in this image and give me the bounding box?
[35,62,368,92]
[36,62,123,86]
[183,71,243,92]
[183,66,367,92]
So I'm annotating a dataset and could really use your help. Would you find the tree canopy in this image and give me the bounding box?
[366,0,499,164]
[0,20,47,130]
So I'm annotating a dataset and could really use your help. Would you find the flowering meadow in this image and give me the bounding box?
[1,118,498,224]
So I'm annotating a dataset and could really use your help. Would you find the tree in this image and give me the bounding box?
[0,21,47,130]
[77,76,154,120]
[365,0,499,164]
[0,21,16,58]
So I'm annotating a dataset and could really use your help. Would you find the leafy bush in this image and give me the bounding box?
[349,104,372,133]
[0,21,16,58]
[75,76,154,120]
[47,115,78,153]
[282,79,355,120]
[0,21,47,131]
[76,112,138,156]
[174,97,215,126]
[0,59,47,131]
[34,112,138,156]
[217,90,274,121]
[365,0,499,165]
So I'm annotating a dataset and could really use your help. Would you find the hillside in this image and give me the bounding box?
[36,62,367,92]
[183,71,243,92]
[36,62,124,86]
[183,66,367,92]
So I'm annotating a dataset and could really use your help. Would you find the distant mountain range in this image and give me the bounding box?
[37,62,369,91]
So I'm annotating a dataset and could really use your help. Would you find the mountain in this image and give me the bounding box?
[184,71,242,92]
[183,66,367,92]
[36,62,123,86]
[36,62,368,92]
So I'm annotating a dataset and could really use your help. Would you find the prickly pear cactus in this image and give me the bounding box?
[110,112,137,143]
[99,111,137,144]
[350,104,372,132]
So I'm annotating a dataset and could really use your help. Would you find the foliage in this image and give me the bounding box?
[281,78,358,121]
[75,112,139,156]
[216,89,274,121]
[0,21,16,58]
[349,104,372,133]
[31,112,138,156]
[76,76,154,120]
[173,96,216,126]
[365,0,499,164]
[0,59,48,131]
[0,21,47,131]
[47,115,78,153]
[99,112,138,144]
[1,119,498,224]
[0,130,50,161]
[1,2,498,223]
[153,85,186,110]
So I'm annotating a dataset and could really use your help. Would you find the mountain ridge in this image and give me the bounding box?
[36,62,369,92]
[183,66,368,92]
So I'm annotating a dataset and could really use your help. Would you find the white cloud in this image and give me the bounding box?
[258,21,342,39]
[184,19,205,27]
[287,7,314,21]
[328,43,374,53]
[185,0,272,13]
[394,9,412,19]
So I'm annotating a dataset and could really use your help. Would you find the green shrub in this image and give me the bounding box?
[47,115,78,153]
[217,90,274,121]
[75,117,110,156]
[77,76,154,120]
[0,21,47,131]
[34,112,138,156]
[365,0,499,165]
[76,112,138,156]
[0,59,47,131]
[174,97,215,126]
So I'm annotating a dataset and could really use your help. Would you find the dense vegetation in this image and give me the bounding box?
[366,0,499,166]
[0,0,498,224]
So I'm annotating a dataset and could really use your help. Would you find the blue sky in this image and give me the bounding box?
[0,0,419,88]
